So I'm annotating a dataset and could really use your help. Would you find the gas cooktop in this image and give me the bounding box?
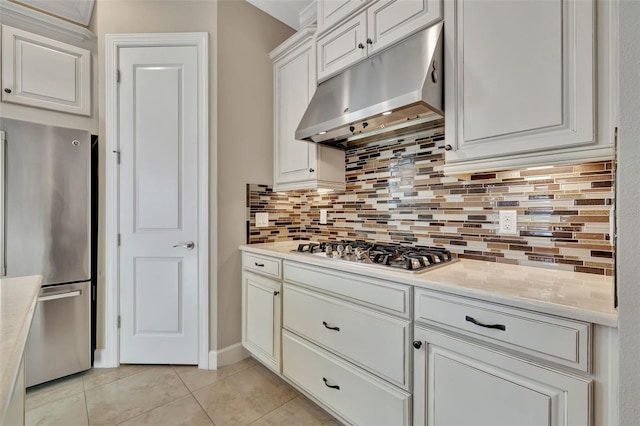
[293,240,457,273]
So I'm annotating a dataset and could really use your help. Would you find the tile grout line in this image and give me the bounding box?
[171,364,218,426]
[109,366,192,426]
[82,372,90,426]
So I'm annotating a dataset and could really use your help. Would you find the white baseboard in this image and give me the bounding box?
[93,349,117,369]
[208,343,250,370]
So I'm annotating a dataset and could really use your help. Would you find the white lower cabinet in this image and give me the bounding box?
[284,283,410,389]
[413,326,592,426]
[282,260,412,425]
[241,269,282,372]
[283,330,411,426]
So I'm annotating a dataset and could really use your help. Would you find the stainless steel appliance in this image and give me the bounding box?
[0,117,92,387]
[296,22,444,147]
[293,240,456,273]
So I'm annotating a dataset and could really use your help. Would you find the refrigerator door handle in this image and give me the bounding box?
[38,290,82,302]
[0,131,5,277]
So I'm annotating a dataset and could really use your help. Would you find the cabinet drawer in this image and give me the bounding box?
[284,283,410,389]
[284,261,411,318]
[283,330,411,426]
[415,289,591,372]
[242,252,281,278]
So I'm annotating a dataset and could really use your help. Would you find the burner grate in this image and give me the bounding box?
[294,240,456,272]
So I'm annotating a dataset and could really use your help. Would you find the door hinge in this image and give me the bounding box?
[117,315,121,329]
[116,69,121,83]
[117,234,121,246]
[113,150,121,165]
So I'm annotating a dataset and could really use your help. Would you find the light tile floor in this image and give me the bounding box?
[25,357,340,426]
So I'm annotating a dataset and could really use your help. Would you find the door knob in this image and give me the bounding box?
[173,241,195,250]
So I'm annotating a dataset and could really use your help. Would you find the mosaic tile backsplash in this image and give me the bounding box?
[247,125,615,276]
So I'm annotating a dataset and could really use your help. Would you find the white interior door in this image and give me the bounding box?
[118,44,199,364]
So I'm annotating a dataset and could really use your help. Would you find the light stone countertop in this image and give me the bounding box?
[0,275,42,423]
[240,242,617,327]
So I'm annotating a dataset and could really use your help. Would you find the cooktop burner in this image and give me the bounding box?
[293,240,456,273]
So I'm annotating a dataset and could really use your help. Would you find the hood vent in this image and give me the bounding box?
[295,22,444,148]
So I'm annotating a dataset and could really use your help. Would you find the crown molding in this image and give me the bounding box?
[0,0,95,45]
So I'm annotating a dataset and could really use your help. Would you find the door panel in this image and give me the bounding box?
[367,0,442,55]
[274,42,317,184]
[119,45,198,364]
[413,326,591,426]
[134,258,182,333]
[1,25,91,115]
[135,67,182,231]
[317,13,367,81]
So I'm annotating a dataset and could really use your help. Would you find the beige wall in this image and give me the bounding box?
[92,0,293,354]
[216,0,294,349]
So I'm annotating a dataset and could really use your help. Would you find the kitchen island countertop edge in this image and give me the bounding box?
[0,275,42,423]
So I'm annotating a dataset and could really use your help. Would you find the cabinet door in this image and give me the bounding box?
[242,272,281,372]
[1,25,91,116]
[317,13,367,81]
[367,0,442,55]
[444,0,595,163]
[413,326,591,426]
[274,39,318,187]
[318,0,368,33]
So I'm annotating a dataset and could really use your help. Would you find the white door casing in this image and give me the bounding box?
[104,33,209,368]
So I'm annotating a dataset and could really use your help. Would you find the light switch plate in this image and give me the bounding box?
[256,212,269,228]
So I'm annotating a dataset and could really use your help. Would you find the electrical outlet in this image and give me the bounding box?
[320,209,327,225]
[498,210,518,235]
[256,212,269,228]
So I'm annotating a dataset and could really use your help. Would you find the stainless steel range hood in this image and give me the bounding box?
[295,21,444,148]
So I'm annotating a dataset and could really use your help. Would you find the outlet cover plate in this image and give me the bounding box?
[320,209,327,224]
[499,210,518,235]
[256,212,269,228]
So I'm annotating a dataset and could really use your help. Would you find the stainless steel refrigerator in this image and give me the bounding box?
[1,117,92,387]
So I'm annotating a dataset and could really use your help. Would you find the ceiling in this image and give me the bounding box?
[246,0,314,30]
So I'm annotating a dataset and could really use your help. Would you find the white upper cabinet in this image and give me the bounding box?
[444,0,616,174]
[366,0,442,55]
[318,0,369,33]
[2,25,91,116]
[316,0,442,81]
[316,13,368,80]
[271,27,345,191]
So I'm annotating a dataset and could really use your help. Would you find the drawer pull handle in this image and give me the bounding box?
[322,321,340,332]
[323,377,340,390]
[465,315,506,331]
[254,262,265,267]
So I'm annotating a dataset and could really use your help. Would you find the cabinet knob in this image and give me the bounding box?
[444,144,453,151]
[366,38,373,45]
[412,340,422,349]
[358,43,365,49]
[3,88,11,94]
[309,168,315,173]
[273,291,280,296]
